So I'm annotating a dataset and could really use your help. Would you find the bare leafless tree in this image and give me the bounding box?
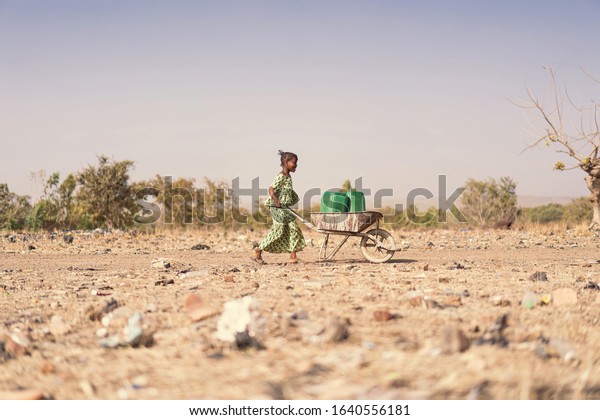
[522,67,600,229]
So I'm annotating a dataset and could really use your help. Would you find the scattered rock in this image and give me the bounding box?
[408,295,424,308]
[224,274,235,283]
[191,243,210,250]
[183,293,221,322]
[449,262,466,270]
[440,326,470,354]
[529,271,548,282]
[63,235,74,244]
[28,245,36,251]
[373,310,394,322]
[151,258,171,269]
[154,279,174,286]
[536,336,578,363]
[85,298,121,321]
[99,311,154,348]
[102,298,120,314]
[215,296,264,346]
[49,315,71,336]
[297,278,331,289]
[233,331,265,350]
[4,330,30,357]
[302,316,350,345]
[439,295,462,307]
[551,288,578,306]
[584,281,600,291]
[474,314,509,348]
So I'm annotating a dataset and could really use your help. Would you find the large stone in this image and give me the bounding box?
[552,288,578,306]
[215,296,263,343]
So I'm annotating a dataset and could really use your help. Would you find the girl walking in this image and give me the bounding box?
[253,150,305,263]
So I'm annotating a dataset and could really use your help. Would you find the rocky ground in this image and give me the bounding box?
[1,227,599,400]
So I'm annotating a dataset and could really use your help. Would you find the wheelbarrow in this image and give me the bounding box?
[276,206,402,263]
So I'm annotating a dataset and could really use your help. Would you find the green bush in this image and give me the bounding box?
[459,177,518,227]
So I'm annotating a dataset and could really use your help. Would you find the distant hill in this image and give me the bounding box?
[517,195,579,208]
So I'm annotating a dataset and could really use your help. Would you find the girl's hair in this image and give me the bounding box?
[278,150,298,167]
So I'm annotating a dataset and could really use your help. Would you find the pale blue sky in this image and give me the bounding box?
[1,0,599,206]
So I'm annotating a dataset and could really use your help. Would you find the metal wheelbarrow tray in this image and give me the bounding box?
[310,211,384,233]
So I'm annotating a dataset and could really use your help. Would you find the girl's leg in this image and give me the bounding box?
[289,251,298,263]
[253,247,263,261]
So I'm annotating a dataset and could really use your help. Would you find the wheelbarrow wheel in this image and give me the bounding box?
[360,229,395,263]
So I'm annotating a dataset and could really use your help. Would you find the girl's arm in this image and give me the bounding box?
[268,186,281,208]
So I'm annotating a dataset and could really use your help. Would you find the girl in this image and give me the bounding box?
[253,150,306,263]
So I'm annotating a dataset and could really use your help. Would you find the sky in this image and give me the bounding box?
[1,0,600,208]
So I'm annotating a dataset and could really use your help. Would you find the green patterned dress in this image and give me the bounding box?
[259,173,306,253]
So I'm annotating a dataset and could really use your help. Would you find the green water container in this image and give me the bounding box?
[346,191,366,212]
[320,191,349,212]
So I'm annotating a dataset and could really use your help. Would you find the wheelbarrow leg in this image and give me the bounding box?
[319,234,329,260]
[319,234,350,260]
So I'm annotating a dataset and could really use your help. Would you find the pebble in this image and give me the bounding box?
[440,326,470,354]
[297,279,331,289]
[151,258,171,269]
[49,315,71,336]
[529,271,548,282]
[183,293,221,322]
[490,295,511,307]
[5,330,30,357]
[373,310,393,322]
[408,294,425,308]
[303,316,350,345]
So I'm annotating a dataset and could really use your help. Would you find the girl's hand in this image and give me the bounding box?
[274,199,281,208]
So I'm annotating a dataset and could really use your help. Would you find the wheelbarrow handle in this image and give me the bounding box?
[268,205,318,231]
